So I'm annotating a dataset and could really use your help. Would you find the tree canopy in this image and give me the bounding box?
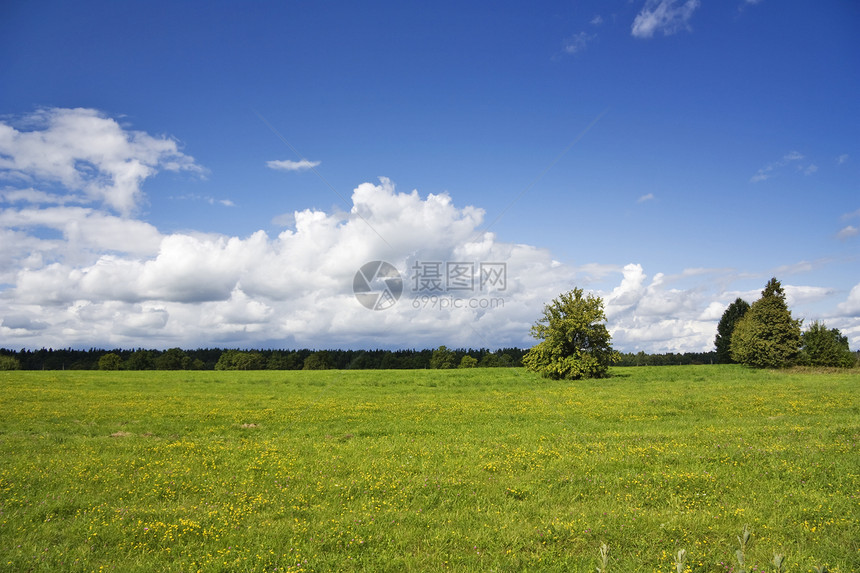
[0,355,21,370]
[215,350,266,370]
[155,347,191,370]
[730,278,802,368]
[302,351,334,370]
[98,353,123,371]
[714,298,750,363]
[522,288,618,380]
[458,355,478,368]
[799,321,855,368]
[430,346,456,369]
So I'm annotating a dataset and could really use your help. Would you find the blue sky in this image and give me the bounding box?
[1,0,858,352]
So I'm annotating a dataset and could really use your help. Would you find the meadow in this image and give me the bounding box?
[0,366,857,572]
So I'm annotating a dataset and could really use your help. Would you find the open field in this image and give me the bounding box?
[0,366,857,572]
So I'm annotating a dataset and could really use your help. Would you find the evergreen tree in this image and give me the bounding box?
[714,298,750,363]
[730,278,801,368]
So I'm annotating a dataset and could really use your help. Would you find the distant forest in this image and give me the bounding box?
[0,346,721,371]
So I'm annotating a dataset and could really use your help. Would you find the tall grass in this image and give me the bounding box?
[0,366,857,572]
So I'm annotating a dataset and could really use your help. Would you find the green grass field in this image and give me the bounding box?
[0,366,857,572]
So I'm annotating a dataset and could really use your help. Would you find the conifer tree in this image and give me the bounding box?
[715,298,750,363]
[730,278,801,368]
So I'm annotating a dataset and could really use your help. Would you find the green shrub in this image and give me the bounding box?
[0,355,21,370]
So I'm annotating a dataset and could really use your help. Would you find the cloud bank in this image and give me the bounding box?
[0,108,200,215]
[2,108,858,352]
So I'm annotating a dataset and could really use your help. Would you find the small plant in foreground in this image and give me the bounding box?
[596,542,610,573]
[812,566,829,573]
[736,524,752,572]
[771,552,785,573]
[674,548,687,573]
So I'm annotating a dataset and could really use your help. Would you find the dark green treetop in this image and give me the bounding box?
[730,278,802,368]
[715,297,750,363]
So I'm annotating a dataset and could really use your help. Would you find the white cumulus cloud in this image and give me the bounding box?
[1,108,856,352]
[837,283,860,317]
[0,108,201,215]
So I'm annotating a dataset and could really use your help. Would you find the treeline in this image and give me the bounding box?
[0,346,528,371]
[1,346,733,371]
[615,351,718,367]
[3,346,852,372]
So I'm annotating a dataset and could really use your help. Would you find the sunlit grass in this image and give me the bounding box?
[0,366,857,572]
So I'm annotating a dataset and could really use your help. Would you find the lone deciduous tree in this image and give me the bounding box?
[714,298,750,363]
[523,288,618,380]
[730,278,802,368]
